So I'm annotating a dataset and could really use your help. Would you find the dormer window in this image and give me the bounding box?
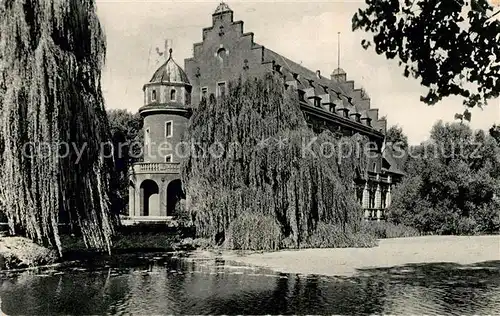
[298,90,305,102]
[170,89,176,101]
[314,98,321,108]
[274,64,282,74]
[151,89,157,102]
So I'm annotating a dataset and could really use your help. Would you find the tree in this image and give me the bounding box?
[181,74,371,250]
[386,125,409,151]
[107,109,143,214]
[389,121,500,234]
[107,109,143,169]
[353,0,500,109]
[0,0,114,254]
[490,124,500,144]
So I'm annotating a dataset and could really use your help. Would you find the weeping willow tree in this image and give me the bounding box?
[0,0,114,254]
[181,73,371,250]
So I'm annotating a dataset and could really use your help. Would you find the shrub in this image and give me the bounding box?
[225,213,282,251]
[305,223,377,248]
[361,221,420,239]
[388,122,500,236]
[0,237,58,269]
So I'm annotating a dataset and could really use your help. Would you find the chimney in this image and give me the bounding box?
[331,68,346,82]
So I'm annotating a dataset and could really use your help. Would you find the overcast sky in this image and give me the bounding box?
[96,0,500,145]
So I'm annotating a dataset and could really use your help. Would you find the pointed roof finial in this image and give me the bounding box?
[214,2,232,14]
[169,48,173,58]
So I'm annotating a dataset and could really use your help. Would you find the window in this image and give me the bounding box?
[145,128,150,146]
[151,89,157,102]
[217,48,227,66]
[314,98,321,108]
[165,121,173,138]
[217,82,227,98]
[201,87,208,101]
[165,155,173,163]
[298,90,305,102]
[170,89,176,101]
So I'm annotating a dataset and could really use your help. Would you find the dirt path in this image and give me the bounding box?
[206,235,500,277]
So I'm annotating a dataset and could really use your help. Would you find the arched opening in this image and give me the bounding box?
[140,180,159,216]
[216,48,228,66]
[170,89,176,101]
[167,179,185,216]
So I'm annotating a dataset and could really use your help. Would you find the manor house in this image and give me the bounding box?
[127,3,404,223]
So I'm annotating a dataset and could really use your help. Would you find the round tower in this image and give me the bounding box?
[140,48,192,163]
[128,49,191,219]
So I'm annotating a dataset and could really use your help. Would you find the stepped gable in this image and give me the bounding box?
[183,3,384,134]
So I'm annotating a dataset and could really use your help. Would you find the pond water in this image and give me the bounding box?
[0,254,499,315]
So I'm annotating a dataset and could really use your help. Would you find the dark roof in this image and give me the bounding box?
[382,145,406,175]
[150,50,190,85]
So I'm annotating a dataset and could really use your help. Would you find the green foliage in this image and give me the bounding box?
[490,124,500,144]
[0,237,58,269]
[182,74,372,249]
[0,0,114,255]
[305,223,377,248]
[225,213,282,251]
[360,221,420,239]
[107,109,144,166]
[353,0,500,108]
[386,125,409,151]
[388,121,500,234]
[106,109,143,214]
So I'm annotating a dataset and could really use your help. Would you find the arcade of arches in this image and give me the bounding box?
[129,178,184,217]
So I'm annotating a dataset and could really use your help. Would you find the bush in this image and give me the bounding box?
[361,221,420,239]
[387,122,500,236]
[0,237,58,269]
[305,223,377,248]
[225,213,282,251]
[471,201,500,234]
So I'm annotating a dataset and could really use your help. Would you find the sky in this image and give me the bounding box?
[96,0,500,145]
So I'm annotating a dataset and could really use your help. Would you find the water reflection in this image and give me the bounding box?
[0,255,498,315]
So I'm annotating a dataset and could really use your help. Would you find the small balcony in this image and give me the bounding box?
[131,162,181,175]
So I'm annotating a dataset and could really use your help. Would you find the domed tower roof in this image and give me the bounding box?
[149,49,190,85]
